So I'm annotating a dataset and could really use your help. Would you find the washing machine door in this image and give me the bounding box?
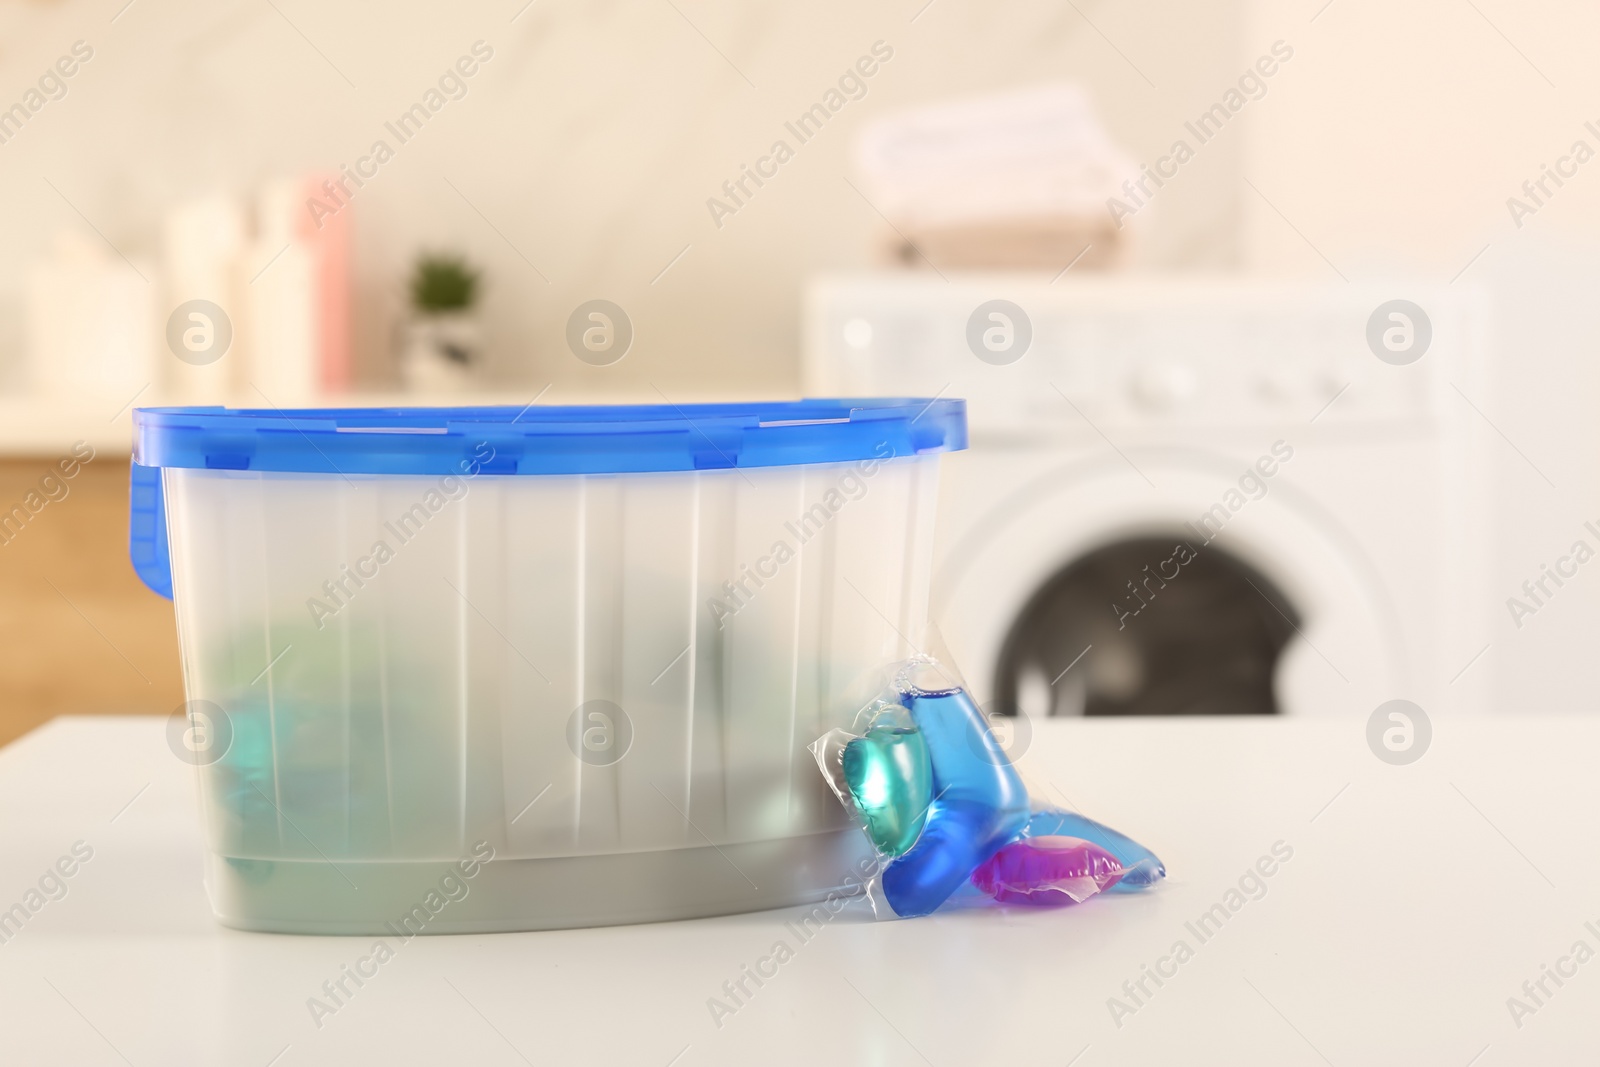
[932,447,1405,717]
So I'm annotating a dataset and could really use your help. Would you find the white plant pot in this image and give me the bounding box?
[400,313,481,394]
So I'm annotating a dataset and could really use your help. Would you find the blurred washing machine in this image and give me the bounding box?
[804,275,1493,718]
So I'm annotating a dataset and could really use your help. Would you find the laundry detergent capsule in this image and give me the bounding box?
[972,835,1125,906]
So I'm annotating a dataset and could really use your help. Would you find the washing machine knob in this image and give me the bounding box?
[1256,366,1298,404]
[1316,367,1348,399]
[1133,361,1198,410]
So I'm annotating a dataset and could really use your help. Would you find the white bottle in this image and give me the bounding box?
[162,194,248,403]
[27,231,155,403]
[246,180,319,404]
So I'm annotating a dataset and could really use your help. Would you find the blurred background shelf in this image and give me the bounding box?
[0,386,785,459]
[0,393,144,456]
[0,389,556,456]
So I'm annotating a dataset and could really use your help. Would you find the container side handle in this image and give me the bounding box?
[129,460,173,599]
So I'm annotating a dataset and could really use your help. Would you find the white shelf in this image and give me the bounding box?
[0,390,545,457]
[0,394,145,457]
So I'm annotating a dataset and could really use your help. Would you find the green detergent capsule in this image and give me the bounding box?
[843,721,933,857]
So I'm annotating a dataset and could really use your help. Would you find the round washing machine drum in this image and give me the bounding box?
[993,535,1299,716]
[932,450,1405,718]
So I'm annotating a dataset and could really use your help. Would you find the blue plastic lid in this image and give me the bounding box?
[128,399,965,601]
[131,398,966,476]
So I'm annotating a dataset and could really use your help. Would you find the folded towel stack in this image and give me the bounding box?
[854,84,1139,272]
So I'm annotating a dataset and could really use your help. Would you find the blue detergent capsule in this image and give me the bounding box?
[1023,808,1166,890]
[880,684,1030,917]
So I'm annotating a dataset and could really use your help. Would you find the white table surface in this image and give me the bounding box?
[1,713,1596,1066]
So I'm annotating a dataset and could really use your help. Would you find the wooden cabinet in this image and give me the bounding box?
[0,457,183,746]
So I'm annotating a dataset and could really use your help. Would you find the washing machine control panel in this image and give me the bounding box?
[804,277,1482,434]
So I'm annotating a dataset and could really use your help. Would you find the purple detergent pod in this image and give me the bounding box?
[971,835,1124,906]
[1023,808,1166,891]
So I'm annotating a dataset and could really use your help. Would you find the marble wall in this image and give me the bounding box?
[0,0,1246,396]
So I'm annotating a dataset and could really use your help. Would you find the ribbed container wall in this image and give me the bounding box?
[164,455,940,869]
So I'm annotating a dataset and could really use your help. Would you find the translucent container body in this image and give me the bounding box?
[163,454,945,931]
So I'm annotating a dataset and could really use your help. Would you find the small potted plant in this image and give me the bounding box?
[400,253,482,393]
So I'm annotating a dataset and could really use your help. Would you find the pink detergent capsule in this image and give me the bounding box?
[971,835,1125,906]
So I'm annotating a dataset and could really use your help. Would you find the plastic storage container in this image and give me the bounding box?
[131,399,966,932]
